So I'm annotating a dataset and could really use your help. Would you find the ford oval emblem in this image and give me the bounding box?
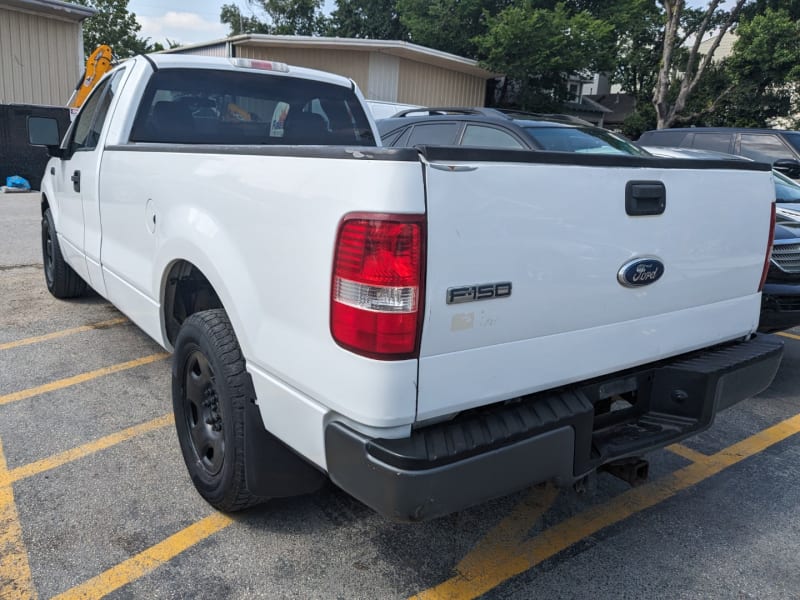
[617,257,665,288]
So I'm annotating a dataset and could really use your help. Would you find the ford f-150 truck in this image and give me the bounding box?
[29,54,783,521]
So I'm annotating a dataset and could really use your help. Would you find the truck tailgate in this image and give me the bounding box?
[417,149,774,421]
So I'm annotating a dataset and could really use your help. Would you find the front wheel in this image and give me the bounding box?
[172,309,263,512]
[41,208,86,298]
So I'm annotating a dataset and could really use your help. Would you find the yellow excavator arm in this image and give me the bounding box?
[68,45,114,109]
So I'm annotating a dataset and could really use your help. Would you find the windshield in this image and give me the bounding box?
[775,169,800,203]
[521,126,646,156]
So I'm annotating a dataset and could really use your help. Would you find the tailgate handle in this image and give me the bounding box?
[626,181,665,216]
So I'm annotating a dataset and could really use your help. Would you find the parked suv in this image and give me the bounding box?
[377,107,648,155]
[638,127,800,179]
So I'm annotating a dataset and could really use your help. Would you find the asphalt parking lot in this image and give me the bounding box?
[2,191,800,599]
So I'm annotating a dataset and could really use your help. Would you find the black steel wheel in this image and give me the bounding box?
[172,309,262,512]
[41,208,86,298]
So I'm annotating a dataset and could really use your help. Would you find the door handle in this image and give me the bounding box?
[626,181,665,216]
[70,170,81,193]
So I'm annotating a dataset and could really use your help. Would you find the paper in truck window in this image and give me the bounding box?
[271,102,289,138]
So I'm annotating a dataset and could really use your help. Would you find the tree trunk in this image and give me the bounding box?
[652,0,747,129]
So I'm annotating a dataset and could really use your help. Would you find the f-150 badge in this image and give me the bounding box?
[618,258,665,288]
[447,282,512,304]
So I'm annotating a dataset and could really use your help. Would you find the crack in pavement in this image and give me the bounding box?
[0,264,42,271]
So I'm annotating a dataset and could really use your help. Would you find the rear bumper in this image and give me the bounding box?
[325,335,783,522]
[760,283,800,332]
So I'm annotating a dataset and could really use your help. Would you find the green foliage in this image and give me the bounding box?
[327,0,408,39]
[220,4,272,35]
[475,3,614,110]
[72,0,158,58]
[397,0,511,59]
[220,0,326,36]
[684,8,800,128]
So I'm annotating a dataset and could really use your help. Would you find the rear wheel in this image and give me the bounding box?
[41,208,86,298]
[172,309,263,512]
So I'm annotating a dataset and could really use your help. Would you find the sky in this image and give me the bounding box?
[127,0,718,49]
[128,1,335,47]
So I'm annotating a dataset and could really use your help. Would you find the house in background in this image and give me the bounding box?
[167,35,497,108]
[0,0,95,105]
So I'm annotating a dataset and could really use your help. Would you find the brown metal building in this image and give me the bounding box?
[169,35,495,108]
[0,0,95,105]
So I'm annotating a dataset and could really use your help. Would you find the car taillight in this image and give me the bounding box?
[331,214,425,359]
[759,202,776,292]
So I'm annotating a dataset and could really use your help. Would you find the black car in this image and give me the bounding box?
[377,107,648,156]
[763,171,800,331]
[638,127,800,179]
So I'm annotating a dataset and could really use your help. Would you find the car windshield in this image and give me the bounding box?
[774,169,800,203]
[783,132,800,155]
[521,125,646,156]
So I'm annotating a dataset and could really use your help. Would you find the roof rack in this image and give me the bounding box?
[390,107,508,118]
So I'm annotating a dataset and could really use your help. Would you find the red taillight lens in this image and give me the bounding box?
[331,214,425,359]
[759,202,776,292]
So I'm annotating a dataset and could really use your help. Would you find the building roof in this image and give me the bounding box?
[563,95,612,116]
[0,0,95,21]
[168,34,498,79]
[586,93,637,124]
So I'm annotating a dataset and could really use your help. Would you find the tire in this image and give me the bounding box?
[41,208,86,299]
[172,309,263,512]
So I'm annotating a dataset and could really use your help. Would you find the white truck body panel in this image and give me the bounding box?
[417,160,773,420]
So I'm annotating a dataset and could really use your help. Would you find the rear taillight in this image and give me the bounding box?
[331,214,425,359]
[759,202,777,292]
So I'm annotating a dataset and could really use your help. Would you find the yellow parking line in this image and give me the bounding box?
[0,414,174,488]
[0,439,37,600]
[0,317,128,352]
[0,353,169,407]
[666,443,709,463]
[414,412,800,600]
[777,331,800,341]
[453,483,559,581]
[52,513,233,600]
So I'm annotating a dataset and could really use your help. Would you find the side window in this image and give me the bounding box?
[691,133,732,153]
[380,128,406,146]
[739,134,794,163]
[461,125,525,149]
[70,69,124,152]
[406,123,460,146]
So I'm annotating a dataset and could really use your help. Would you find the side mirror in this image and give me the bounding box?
[27,116,64,158]
[773,158,800,179]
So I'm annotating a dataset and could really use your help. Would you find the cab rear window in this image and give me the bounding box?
[130,68,375,146]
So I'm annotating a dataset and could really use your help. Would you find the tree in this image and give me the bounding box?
[475,3,614,111]
[652,0,749,129]
[220,4,272,35]
[72,0,159,58]
[685,8,800,127]
[327,0,408,39]
[397,0,512,59]
[220,0,326,36]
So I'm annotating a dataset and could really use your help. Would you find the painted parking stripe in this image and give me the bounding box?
[665,443,709,463]
[0,353,169,407]
[0,414,174,488]
[777,331,800,341]
[52,514,233,600]
[0,439,36,600]
[0,317,128,352]
[413,412,800,600]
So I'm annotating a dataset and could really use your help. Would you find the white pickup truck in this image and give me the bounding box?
[30,54,783,521]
